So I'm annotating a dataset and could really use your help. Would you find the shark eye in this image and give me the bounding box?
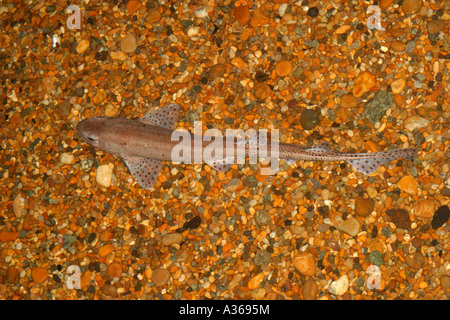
[87,136,96,142]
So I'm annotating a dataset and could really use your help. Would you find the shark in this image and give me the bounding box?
[76,103,418,190]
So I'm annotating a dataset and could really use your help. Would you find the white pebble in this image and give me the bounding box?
[278,3,288,17]
[187,26,200,39]
[328,275,349,295]
[96,164,113,187]
[60,152,75,165]
[195,8,208,18]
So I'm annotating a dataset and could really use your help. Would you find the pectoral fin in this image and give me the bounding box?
[123,156,163,190]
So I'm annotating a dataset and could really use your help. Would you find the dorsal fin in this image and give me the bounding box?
[138,103,179,129]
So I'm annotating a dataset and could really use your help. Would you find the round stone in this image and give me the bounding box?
[152,268,170,286]
[402,0,423,15]
[293,252,316,276]
[306,7,319,18]
[355,198,375,217]
[233,5,251,26]
[300,109,320,130]
[121,33,136,53]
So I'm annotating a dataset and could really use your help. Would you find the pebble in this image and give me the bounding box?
[431,206,449,229]
[427,20,445,34]
[302,279,318,300]
[185,216,202,229]
[397,176,418,194]
[353,71,375,98]
[101,284,118,297]
[402,0,423,15]
[126,0,141,15]
[340,94,358,108]
[368,250,383,266]
[363,91,394,124]
[0,231,19,242]
[161,233,183,246]
[152,268,170,286]
[300,109,320,130]
[379,0,394,10]
[207,64,226,80]
[231,57,248,70]
[337,218,360,237]
[106,262,122,279]
[369,239,387,254]
[6,266,19,284]
[56,100,71,117]
[251,288,266,299]
[355,197,375,217]
[105,104,119,117]
[96,164,113,188]
[404,116,428,131]
[60,152,75,165]
[31,267,48,284]
[121,33,137,53]
[390,78,406,94]
[248,273,264,289]
[405,252,425,269]
[93,89,107,104]
[76,39,90,54]
[391,40,406,52]
[293,252,316,276]
[110,51,128,61]
[13,193,26,218]
[253,250,271,266]
[414,199,435,218]
[233,286,252,299]
[441,187,450,197]
[233,5,251,26]
[328,275,349,296]
[276,61,293,77]
[306,7,319,18]
[99,244,114,257]
[146,10,161,24]
[250,10,270,28]
[441,276,450,294]
[253,83,271,100]
[254,210,271,226]
[389,209,411,229]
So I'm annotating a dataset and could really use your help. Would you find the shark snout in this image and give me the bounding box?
[76,119,100,145]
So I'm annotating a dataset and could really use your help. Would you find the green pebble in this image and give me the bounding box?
[293,67,303,79]
[181,20,193,27]
[192,85,202,93]
[369,250,383,266]
[381,227,391,237]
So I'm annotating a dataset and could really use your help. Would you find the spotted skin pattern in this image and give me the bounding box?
[77,104,419,190]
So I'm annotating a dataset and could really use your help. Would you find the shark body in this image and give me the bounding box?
[76,104,418,190]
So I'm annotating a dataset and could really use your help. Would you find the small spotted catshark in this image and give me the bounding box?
[76,104,418,190]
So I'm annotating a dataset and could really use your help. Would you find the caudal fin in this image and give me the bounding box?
[347,148,418,175]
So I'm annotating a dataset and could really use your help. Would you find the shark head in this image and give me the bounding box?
[77,117,129,156]
[77,117,105,148]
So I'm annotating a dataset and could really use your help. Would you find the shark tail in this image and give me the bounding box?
[294,141,418,175]
[345,147,418,175]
